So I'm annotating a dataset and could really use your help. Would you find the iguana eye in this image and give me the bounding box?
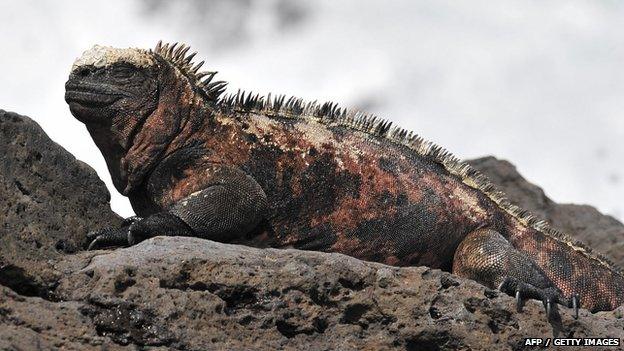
[111,66,135,79]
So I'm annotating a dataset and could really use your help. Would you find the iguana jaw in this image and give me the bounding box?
[65,80,124,123]
[65,72,123,124]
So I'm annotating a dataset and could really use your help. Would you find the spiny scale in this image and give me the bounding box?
[153,40,227,101]
[152,41,622,275]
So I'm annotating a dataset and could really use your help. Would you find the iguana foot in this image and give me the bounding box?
[499,276,579,319]
[453,228,579,319]
[86,227,130,250]
[86,212,193,250]
[85,216,142,250]
[126,212,194,245]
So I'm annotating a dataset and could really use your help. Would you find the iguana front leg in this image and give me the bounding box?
[87,166,268,249]
[452,228,578,318]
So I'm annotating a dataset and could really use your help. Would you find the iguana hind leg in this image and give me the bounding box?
[452,228,577,318]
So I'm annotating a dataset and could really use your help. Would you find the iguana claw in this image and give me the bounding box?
[85,216,147,250]
[86,227,129,250]
[85,213,195,250]
[572,294,580,319]
[499,277,577,319]
[544,297,552,318]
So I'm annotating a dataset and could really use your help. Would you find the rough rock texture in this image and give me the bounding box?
[1,111,623,350]
[59,238,624,350]
[0,110,121,298]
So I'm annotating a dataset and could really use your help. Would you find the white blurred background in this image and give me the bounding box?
[1,0,623,221]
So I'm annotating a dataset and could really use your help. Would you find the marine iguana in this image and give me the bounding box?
[64,41,624,316]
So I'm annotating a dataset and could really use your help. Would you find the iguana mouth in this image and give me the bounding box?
[65,82,124,108]
[65,91,122,107]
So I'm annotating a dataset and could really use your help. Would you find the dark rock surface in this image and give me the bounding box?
[1,111,623,350]
[0,110,121,298]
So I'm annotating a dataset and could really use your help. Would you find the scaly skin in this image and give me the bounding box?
[65,42,624,315]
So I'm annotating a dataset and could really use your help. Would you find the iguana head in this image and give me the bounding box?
[65,44,160,126]
[65,42,227,194]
